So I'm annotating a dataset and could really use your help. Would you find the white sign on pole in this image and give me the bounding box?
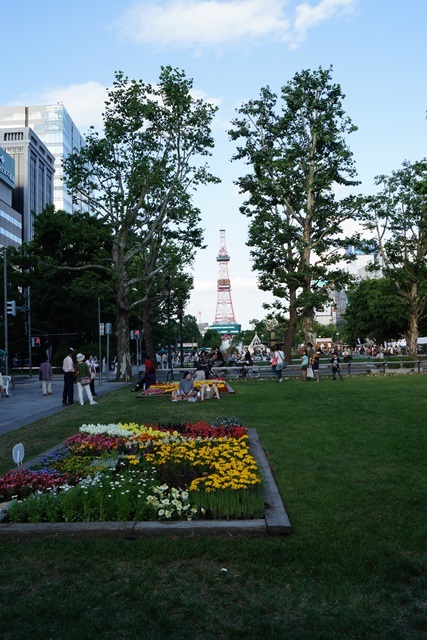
[12,443,25,466]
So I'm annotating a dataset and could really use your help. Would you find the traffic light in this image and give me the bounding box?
[134,330,140,339]
[35,337,41,347]
[7,300,16,316]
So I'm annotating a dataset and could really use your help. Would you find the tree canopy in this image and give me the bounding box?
[343,277,409,345]
[229,66,362,361]
[63,66,219,378]
[362,159,427,356]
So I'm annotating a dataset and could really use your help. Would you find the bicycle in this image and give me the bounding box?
[213,365,260,380]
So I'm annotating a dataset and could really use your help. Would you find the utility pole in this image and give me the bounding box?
[3,248,8,377]
[26,286,32,377]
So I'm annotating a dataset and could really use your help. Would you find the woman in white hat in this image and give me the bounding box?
[75,353,97,406]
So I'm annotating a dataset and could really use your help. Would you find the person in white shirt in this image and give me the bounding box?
[62,348,75,406]
[273,347,286,383]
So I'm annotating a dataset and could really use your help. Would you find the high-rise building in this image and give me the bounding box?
[0,146,22,248]
[0,104,85,214]
[0,129,54,243]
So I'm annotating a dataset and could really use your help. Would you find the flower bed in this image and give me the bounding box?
[142,379,228,396]
[0,419,264,524]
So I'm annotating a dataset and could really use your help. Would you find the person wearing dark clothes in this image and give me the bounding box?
[330,352,344,381]
[131,366,157,392]
[244,349,253,365]
[62,348,75,406]
[197,350,212,379]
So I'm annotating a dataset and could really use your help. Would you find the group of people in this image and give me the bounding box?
[268,342,345,382]
[300,342,344,382]
[62,348,98,407]
[172,367,221,403]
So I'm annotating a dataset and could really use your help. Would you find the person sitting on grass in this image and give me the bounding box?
[199,381,221,402]
[172,371,198,401]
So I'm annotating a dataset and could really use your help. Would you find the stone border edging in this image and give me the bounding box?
[0,429,292,537]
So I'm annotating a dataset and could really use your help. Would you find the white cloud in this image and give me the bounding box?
[293,0,358,46]
[115,0,358,51]
[116,0,290,49]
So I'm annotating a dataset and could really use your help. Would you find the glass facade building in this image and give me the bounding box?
[0,146,22,249]
[0,105,86,214]
[0,128,54,242]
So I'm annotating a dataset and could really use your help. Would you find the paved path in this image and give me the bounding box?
[0,374,134,436]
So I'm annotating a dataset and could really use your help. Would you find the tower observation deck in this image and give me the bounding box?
[210,229,241,338]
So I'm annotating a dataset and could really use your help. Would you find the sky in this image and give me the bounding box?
[2,0,426,329]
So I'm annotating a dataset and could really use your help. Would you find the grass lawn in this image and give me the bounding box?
[0,375,426,639]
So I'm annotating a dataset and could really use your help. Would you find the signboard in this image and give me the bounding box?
[0,147,15,189]
[12,443,25,466]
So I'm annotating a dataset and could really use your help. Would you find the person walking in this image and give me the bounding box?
[312,353,320,382]
[86,355,97,397]
[330,352,344,381]
[307,341,315,365]
[62,347,75,406]
[273,347,285,382]
[75,353,97,405]
[39,357,53,396]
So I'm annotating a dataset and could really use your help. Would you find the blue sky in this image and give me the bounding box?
[3,0,426,328]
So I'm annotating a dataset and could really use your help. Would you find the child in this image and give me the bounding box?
[330,352,344,381]
[301,350,309,382]
[312,353,320,382]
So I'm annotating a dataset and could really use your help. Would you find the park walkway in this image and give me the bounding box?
[0,372,134,435]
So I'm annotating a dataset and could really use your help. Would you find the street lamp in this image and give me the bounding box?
[165,276,173,381]
[177,299,184,367]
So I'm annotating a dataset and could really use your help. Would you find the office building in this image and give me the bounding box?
[0,104,85,214]
[0,128,55,243]
[0,146,22,248]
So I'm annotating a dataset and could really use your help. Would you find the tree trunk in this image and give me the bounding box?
[113,236,132,381]
[142,305,156,365]
[405,302,419,359]
[301,307,315,346]
[115,306,131,381]
[284,290,298,363]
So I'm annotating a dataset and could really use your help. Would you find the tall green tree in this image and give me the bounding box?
[63,67,219,379]
[363,159,427,357]
[8,206,115,356]
[343,277,409,345]
[229,66,361,362]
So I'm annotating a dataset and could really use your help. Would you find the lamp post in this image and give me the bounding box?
[3,248,8,377]
[177,299,184,367]
[165,276,173,381]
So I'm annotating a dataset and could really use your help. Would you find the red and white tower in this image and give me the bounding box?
[213,229,237,325]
